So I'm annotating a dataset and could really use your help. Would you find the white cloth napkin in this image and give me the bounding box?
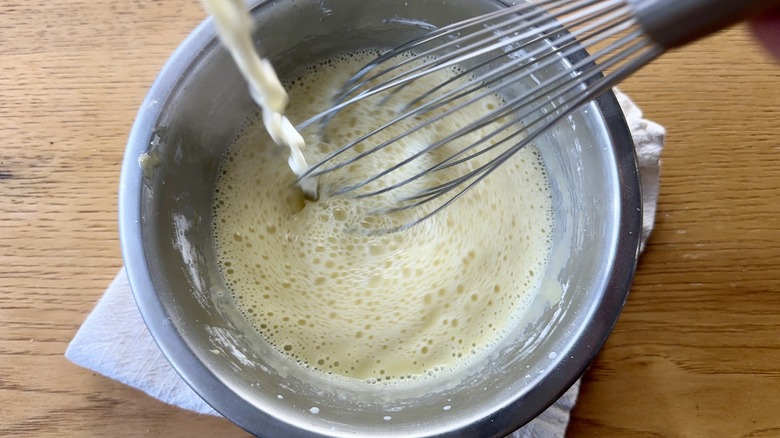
[66,89,665,436]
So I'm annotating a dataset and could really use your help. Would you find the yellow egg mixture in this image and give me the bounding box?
[212,50,554,384]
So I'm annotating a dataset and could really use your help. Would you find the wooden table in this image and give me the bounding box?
[2,1,779,436]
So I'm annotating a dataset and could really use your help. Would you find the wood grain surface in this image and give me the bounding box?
[1,1,778,437]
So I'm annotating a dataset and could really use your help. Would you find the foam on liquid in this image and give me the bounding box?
[213,50,554,385]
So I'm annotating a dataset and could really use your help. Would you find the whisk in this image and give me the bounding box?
[296,0,779,229]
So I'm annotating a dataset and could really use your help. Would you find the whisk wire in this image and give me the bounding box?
[368,38,659,217]
[389,42,661,215]
[335,0,572,98]
[295,0,618,132]
[337,0,617,108]
[402,9,636,121]
[297,0,676,231]
[300,9,636,187]
[371,0,615,106]
[402,2,629,112]
[341,28,648,199]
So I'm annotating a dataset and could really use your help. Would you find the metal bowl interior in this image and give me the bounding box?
[119,0,641,436]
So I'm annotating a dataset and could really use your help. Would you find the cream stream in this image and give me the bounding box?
[200,0,317,198]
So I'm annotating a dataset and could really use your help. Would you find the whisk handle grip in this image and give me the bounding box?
[628,0,780,49]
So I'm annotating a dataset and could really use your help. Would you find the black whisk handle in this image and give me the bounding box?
[628,0,780,49]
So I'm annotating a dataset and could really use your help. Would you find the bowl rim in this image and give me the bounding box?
[119,1,642,436]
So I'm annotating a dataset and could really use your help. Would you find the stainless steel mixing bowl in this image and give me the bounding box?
[119,0,642,436]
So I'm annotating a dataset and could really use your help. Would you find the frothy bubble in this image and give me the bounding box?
[212,50,554,385]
